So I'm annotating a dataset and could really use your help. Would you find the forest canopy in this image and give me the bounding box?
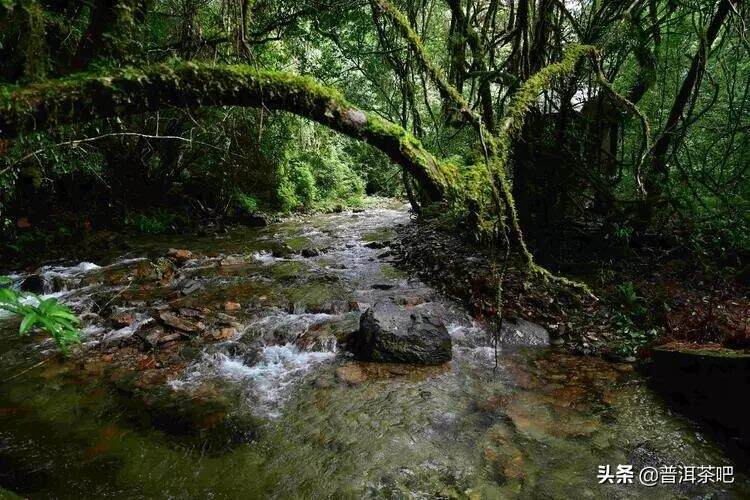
[0,0,748,274]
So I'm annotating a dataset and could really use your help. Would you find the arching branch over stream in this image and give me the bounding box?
[0,63,451,201]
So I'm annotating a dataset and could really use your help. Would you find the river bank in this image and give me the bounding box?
[1,202,747,497]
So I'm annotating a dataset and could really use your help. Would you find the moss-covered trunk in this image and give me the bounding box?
[0,63,450,201]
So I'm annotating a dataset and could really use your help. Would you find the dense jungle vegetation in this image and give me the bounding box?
[1,2,750,497]
[0,0,748,343]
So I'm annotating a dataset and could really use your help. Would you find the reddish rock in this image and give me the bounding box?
[111,311,135,327]
[167,248,194,262]
[159,311,203,333]
[223,301,241,312]
[336,363,368,385]
[178,308,205,319]
[208,327,237,341]
[158,333,182,344]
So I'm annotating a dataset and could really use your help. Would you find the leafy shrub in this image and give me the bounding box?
[612,312,660,357]
[276,160,317,212]
[234,192,260,215]
[613,281,647,318]
[610,281,659,357]
[0,277,80,353]
[124,209,178,234]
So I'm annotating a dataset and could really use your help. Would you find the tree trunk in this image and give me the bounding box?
[643,0,735,222]
[0,63,450,201]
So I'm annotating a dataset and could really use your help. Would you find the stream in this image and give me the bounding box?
[0,201,747,498]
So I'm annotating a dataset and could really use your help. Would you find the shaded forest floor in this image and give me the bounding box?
[392,216,749,359]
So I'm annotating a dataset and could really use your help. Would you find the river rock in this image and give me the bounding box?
[111,311,135,327]
[167,248,194,263]
[136,326,165,349]
[19,274,45,294]
[499,318,550,346]
[351,301,452,365]
[301,248,320,258]
[179,278,204,295]
[159,311,204,333]
[223,301,241,312]
[365,241,390,249]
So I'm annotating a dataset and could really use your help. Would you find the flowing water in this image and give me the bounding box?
[0,202,747,498]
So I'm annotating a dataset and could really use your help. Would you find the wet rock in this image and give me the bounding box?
[103,317,154,345]
[179,279,204,295]
[365,241,390,249]
[207,327,237,341]
[178,307,206,319]
[80,311,103,323]
[271,244,294,258]
[19,274,45,294]
[647,344,750,449]
[167,248,193,263]
[239,212,270,226]
[137,327,165,349]
[158,332,182,345]
[159,311,204,333]
[336,363,368,385]
[499,319,550,346]
[223,301,241,312]
[220,255,246,266]
[301,248,320,258]
[394,292,433,307]
[550,336,565,347]
[111,311,135,327]
[330,300,359,314]
[298,330,337,351]
[351,301,452,365]
[213,312,242,328]
[306,300,359,315]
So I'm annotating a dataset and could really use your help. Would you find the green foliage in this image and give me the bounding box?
[0,0,748,285]
[611,223,634,245]
[0,280,80,353]
[610,281,659,357]
[124,209,177,234]
[275,161,316,212]
[612,312,660,357]
[613,281,647,317]
[234,192,260,215]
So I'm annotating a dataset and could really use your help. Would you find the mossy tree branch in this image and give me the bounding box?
[0,62,451,201]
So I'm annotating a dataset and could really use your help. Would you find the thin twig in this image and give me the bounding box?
[1,357,53,384]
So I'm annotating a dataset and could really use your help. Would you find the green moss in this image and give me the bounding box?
[21,1,47,81]
[362,228,395,242]
[0,61,451,203]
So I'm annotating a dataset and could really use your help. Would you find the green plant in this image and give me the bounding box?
[610,281,659,357]
[234,192,260,215]
[612,311,660,357]
[275,160,317,212]
[613,281,647,317]
[612,223,633,244]
[124,209,177,234]
[0,278,81,353]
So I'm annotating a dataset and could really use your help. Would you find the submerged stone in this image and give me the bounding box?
[351,301,452,365]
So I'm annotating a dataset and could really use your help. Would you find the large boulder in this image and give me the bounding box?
[352,301,452,365]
